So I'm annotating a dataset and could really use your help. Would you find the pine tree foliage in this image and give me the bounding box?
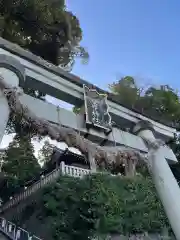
[2,134,41,182]
[38,140,54,166]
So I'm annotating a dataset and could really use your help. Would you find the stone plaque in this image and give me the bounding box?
[83,85,112,130]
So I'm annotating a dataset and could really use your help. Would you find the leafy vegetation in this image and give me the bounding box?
[110,76,180,164]
[110,76,180,128]
[0,3,178,236]
[38,140,54,166]
[2,133,40,183]
[0,0,89,196]
[0,0,89,68]
[0,174,25,202]
[39,174,168,240]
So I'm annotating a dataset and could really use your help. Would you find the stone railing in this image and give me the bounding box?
[0,217,174,240]
[0,217,42,240]
[61,161,91,178]
[0,162,91,213]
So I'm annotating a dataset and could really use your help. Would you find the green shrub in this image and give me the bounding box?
[41,173,168,240]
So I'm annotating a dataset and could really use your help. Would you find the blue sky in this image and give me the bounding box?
[2,0,180,150]
[66,0,180,91]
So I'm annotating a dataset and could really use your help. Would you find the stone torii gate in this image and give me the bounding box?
[0,38,180,239]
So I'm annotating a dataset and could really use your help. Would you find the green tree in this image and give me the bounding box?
[109,77,180,163]
[142,85,180,126]
[0,0,89,68]
[2,133,41,182]
[39,174,168,239]
[109,76,141,108]
[110,77,180,127]
[38,140,54,166]
[0,0,89,188]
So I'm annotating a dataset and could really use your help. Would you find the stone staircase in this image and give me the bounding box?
[0,164,91,239]
[0,162,90,213]
[0,165,176,239]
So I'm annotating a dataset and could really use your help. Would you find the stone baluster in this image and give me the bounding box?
[88,151,96,173]
[60,161,65,175]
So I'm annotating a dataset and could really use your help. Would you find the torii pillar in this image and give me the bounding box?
[0,54,25,144]
[133,120,180,239]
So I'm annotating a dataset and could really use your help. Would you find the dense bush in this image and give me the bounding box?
[41,173,169,240]
[0,175,26,202]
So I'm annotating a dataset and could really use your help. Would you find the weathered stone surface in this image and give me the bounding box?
[0,233,8,240]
